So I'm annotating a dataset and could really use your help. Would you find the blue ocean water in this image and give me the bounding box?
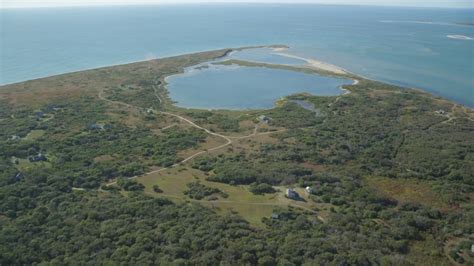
[1,4,473,106]
[166,62,351,109]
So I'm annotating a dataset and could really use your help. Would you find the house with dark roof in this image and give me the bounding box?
[286,188,299,200]
[34,111,45,119]
[44,104,61,113]
[10,135,21,141]
[146,108,155,115]
[89,123,104,131]
[28,153,47,162]
[257,115,271,124]
[89,123,111,131]
[13,172,23,182]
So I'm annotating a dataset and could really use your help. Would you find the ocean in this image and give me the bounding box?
[1,4,473,106]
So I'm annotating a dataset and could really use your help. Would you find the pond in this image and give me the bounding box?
[166,62,352,110]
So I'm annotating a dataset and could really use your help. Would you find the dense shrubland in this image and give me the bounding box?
[0,168,461,265]
[0,50,472,264]
[0,99,206,188]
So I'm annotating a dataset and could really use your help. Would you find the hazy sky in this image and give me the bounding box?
[1,0,472,9]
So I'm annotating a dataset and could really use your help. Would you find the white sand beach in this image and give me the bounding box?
[271,48,348,75]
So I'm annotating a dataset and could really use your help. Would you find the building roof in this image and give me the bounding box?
[286,188,299,199]
[258,115,271,122]
[14,172,23,181]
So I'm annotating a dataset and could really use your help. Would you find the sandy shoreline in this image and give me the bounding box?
[270,47,348,75]
[268,46,360,88]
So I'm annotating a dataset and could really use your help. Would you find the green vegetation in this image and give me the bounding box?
[24,129,45,140]
[0,97,207,188]
[105,81,161,110]
[136,167,289,227]
[184,181,228,200]
[117,178,145,191]
[185,111,241,132]
[263,101,324,128]
[0,47,472,264]
[152,184,163,193]
[201,154,312,185]
[249,182,276,195]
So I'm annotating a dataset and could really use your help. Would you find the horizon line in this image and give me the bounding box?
[1,2,473,10]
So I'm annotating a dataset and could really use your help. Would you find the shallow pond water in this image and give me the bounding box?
[166,63,352,110]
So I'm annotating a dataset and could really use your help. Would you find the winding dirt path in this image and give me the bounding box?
[79,72,356,222]
[100,84,288,185]
[101,71,352,186]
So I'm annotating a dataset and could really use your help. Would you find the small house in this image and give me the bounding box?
[44,104,60,113]
[305,186,313,194]
[34,111,45,119]
[10,135,21,141]
[435,109,447,115]
[28,153,47,162]
[286,188,299,200]
[257,115,271,124]
[271,213,280,220]
[88,123,104,131]
[13,172,23,182]
[146,108,155,115]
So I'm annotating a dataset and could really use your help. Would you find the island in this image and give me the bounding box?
[0,46,472,265]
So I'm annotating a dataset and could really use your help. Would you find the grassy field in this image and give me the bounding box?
[24,130,45,140]
[407,234,452,265]
[137,166,320,226]
[11,157,52,172]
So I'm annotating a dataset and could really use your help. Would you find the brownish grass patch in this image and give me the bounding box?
[365,176,451,211]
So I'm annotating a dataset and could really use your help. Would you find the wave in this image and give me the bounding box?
[447,35,474,40]
[379,20,468,27]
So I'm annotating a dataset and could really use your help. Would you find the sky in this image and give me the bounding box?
[1,0,472,9]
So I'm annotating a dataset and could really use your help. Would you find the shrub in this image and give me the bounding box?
[153,185,163,193]
[249,183,276,195]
